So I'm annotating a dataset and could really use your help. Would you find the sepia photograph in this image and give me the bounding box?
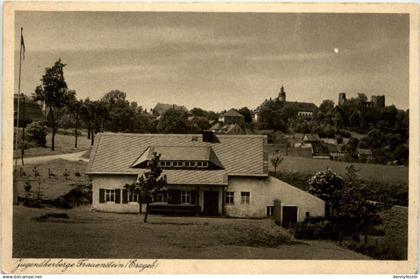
[2,2,419,274]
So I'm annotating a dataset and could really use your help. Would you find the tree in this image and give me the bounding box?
[33,59,73,151]
[124,152,167,223]
[26,121,48,147]
[270,152,283,174]
[66,91,82,148]
[308,169,344,215]
[157,108,189,133]
[338,165,382,242]
[238,107,253,124]
[101,90,135,132]
[393,144,408,165]
[190,107,208,117]
[319,99,335,114]
[80,98,93,140]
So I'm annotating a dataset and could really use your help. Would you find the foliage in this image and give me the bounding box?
[270,152,283,174]
[308,168,344,209]
[124,152,167,222]
[32,59,74,151]
[294,219,339,240]
[26,121,48,147]
[53,184,92,209]
[101,90,136,132]
[157,108,189,134]
[238,107,253,124]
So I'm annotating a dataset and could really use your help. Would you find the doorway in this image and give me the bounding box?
[203,191,219,216]
[282,206,298,228]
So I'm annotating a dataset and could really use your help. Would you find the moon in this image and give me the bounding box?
[334,48,339,54]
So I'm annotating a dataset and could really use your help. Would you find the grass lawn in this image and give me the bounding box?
[15,131,92,158]
[272,155,408,184]
[14,159,88,200]
[13,205,370,259]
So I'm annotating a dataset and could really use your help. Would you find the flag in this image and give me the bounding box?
[20,29,25,60]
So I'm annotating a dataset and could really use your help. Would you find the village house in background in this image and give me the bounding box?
[209,108,246,135]
[255,86,318,122]
[86,131,325,226]
[152,102,188,118]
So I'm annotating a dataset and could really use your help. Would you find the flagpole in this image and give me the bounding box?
[14,27,24,169]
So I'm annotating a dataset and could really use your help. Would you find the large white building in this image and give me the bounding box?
[86,132,325,226]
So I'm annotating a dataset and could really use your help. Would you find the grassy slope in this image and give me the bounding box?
[14,159,88,200]
[13,206,370,259]
[273,156,408,184]
[14,130,92,158]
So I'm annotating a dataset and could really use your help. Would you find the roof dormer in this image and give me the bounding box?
[131,146,224,170]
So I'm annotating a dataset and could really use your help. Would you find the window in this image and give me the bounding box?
[190,162,196,167]
[225,192,234,204]
[185,161,190,167]
[128,190,139,202]
[181,191,191,203]
[155,192,167,203]
[165,161,171,167]
[105,189,115,202]
[197,162,203,167]
[203,162,208,167]
[159,161,165,167]
[241,192,250,204]
[266,206,274,216]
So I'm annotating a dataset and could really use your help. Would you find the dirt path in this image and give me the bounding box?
[16,151,88,166]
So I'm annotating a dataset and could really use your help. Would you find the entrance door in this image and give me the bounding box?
[203,191,219,216]
[282,206,298,228]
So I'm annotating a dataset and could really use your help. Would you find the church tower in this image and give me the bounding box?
[278,86,286,102]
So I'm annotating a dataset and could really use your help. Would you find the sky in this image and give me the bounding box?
[14,12,409,111]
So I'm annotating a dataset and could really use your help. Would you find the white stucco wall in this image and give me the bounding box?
[91,174,139,213]
[91,174,324,221]
[224,176,325,221]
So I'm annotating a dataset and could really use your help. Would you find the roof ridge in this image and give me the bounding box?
[98,132,266,139]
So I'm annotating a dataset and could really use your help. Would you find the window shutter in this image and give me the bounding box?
[191,191,197,204]
[122,189,128,203]
[99,189,105,203]
[115,189,121,203]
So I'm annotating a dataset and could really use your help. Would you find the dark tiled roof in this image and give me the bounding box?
[311,142,329,156]
[303,134,321,141]
[210,122,223,130]
[86,133,268,178]
[222,109,244,118]
[153,102,187,115]
[285,101,318,112]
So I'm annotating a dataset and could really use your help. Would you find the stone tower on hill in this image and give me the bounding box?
[338,92,347,106]
[278,86,286,102]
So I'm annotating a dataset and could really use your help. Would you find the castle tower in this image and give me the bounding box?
[371,95,385,108]
[338,92,347,106]
[278,86,286,102]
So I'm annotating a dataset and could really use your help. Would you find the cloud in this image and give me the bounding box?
[247,51,334,62]
[21,24,250,54]
[66,63,170,78]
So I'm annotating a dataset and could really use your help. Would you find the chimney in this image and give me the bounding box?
[202,130,214,143]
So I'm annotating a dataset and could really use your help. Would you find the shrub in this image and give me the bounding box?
[53,184,92,209]
[26,121,48,147]
[294,220,339,240]
[337,129,352,138]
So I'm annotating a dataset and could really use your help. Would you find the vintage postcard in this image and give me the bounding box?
[2,2,419,274]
